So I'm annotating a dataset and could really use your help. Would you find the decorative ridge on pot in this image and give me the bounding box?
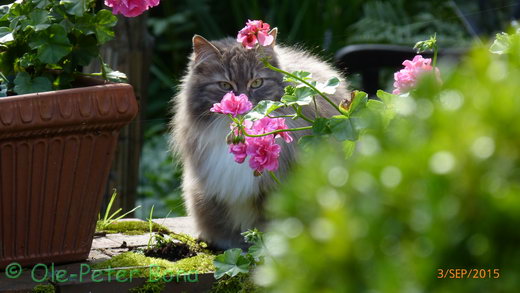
[0,83,138,137]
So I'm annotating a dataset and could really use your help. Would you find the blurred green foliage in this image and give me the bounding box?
[348,0,469,46]
[137,124,185,218]
[254,31,520,292]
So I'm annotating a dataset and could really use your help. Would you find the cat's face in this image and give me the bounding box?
[185,36,284,122]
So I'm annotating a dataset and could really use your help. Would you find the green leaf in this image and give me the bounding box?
[376,89,398,105]
[329,117,358,141]
[350,106,380,133]
[312,117,332,136]
[298,135,322,150]
[0,4,11,19]
[29,24,72,64]
[13,72,52,94]
[60,0,88,17]
[213,248,251,279]
[17,53,38,68]
[0,81,7,97]
[292,71,312,79]
[33,0,52,9]
[241,228,263,244]
[315,77,340,94]
[283,70,312,84]
[94,9,117,44]
[0,26,12,43]
[244,100,284,120]
[0,27,11,38]
[27,9,51,31]
[102,63,128,83]
[248,242,264,263]
[106,70,127,82]
[366,99,385,112]
[368,98,395,128]
[282,86,315,106]
[347,90,368,115]
[70,35,98,66]
[414,33,437,53]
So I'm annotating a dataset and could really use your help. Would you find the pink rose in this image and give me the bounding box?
[246,136,281,172]
[251,117,292,143]
[237,19,274,49]
[393,55,438,95]
[105,0,160,18]
[210,92,253,117]
[229,142,247,163]
[220,105,291,173]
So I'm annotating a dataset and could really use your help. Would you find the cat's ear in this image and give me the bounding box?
[192,35,221,60]
[268,28,278,47]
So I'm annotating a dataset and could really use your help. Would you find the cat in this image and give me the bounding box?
[170,28,350,249]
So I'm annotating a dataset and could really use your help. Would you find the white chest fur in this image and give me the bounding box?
[195,118,261,205]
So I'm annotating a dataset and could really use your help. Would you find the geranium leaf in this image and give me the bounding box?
[60,0,88,17]
[0,26,11,38]
[244,100,284,120]
[298,135,322,150]
[347,90,368,115]
[27,9,50,31]
[33,0,52,9]
[312,117,332,136]
[14,72,52,94]
[70,35,98,66]
[248,242,265,263]
[102,63,128,83]
[94,9,117,44]
[213,248,251,279]
[315,77,340,94]
[29,24,72,64]
[282,86,315,106]
[283,70,312,84]
[329,117,358,141]
[0,81,7,97]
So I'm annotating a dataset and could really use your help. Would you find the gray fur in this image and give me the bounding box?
[170,34,349,249]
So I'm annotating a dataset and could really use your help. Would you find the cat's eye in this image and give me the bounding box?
[219,81,233,90]
[250,78,263,89]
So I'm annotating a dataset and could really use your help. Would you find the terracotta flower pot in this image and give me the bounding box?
[0,82,138,269]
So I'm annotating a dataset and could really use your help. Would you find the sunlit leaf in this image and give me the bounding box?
[244,100,284,121]
[214,248,251,279]
[315,77,340,94]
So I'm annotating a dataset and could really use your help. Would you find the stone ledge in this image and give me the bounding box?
[0,217,203,292]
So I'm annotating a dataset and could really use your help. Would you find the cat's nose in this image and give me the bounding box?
[234,89,251,98]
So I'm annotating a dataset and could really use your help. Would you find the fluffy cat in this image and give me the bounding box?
[170,29,349,249]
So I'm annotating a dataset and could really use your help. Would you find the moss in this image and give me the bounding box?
[210,273,260,293]
[96,220,169,235]
[32,284,55,293]
[128,280,166,293]
[163,232,211,253]
[92,252,215,280]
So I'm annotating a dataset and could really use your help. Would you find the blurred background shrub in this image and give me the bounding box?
[139,0,518,217]
[254,30,520,292]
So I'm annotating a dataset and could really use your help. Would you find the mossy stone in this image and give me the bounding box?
[96,220,169,235]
